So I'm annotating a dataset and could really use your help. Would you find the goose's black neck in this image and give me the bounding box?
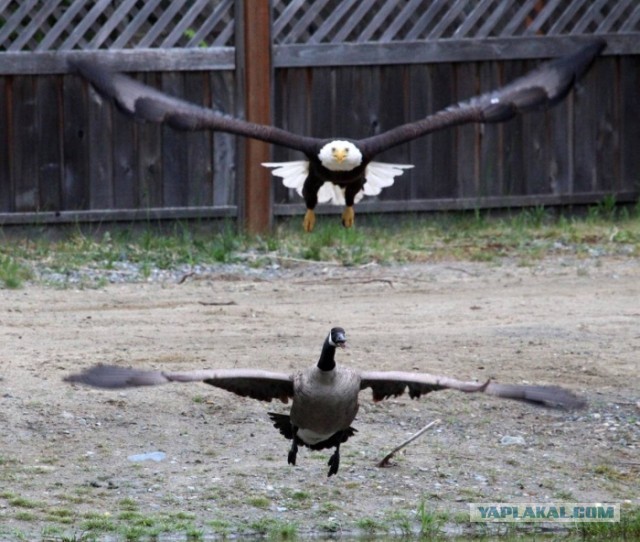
[317,338,337,372]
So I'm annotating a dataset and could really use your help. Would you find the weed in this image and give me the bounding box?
[357,516,388,535]
[14,511,37,521]
[386,510,413,536]
[0,254,32,288]
[554,489,575,500]
[8,496,42,509]
[594,463,626,481]
[572,505,640,539]
[417,500,444,538]
[207,518,231,536]
[118,497,138,511]
[247,495,271,509]
[81,512,118,532]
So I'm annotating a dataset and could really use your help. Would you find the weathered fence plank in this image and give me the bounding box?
[455,62,479,198]
[211,70,237,207]
[184,71,213,207]
[572,58,601,194]
[501,59,526,197]
[161,71,189,207]
[620,57,640,194]
[36,75,63,211]
[61,74,89,210]
[137,73,164,208]
[88,77,114,209]
[112,100,137,209]
[12,75,39,211]
[594,58,621,193]
[377,65,412,201]
[478,61,503,198]
[0,76,11,212]
[547,96,572,197]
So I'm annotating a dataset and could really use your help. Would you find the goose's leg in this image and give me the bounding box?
[327,441,341,477]
[288,426,299,466]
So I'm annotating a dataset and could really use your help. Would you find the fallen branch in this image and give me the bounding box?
[377,419,441,468]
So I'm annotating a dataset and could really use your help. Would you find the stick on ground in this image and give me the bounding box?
[377,419,441,468]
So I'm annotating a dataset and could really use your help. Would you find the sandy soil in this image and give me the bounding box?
[1,256,638,538]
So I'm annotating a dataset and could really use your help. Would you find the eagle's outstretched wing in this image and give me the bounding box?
[357,39,606,158]
[69,59,320,155]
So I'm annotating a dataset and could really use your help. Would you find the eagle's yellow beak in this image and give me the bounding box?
[332,148,347,163]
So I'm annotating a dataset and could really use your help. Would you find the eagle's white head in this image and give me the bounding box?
[318,140,363,172]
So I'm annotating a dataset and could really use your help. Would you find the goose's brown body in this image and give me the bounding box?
[291,365,360,446]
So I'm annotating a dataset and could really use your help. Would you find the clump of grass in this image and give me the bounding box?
[573,505,640,539]
[247,517,297,539]
[356,516,388,535]
[247,494,271,509]
[0,254,32,288]
[8,496,42,509]
[417,501,444,538]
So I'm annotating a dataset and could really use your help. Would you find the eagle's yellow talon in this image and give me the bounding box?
[341,206,355,228]
[303,210,316,232]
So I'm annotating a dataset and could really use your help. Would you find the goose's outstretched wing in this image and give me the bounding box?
[65,364,294,403]
[358,371,585,409]
[358,39,606,158]
[69,59,320,155]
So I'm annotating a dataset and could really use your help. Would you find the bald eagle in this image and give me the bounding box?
[70,40,605,231]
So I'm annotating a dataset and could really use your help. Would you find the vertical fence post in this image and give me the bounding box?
[235,0,272,234]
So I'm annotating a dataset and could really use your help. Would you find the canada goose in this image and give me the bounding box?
[65,327,585,476]
[70,40,605,231]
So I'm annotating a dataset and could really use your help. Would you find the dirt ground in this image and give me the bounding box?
[1,255,639,539]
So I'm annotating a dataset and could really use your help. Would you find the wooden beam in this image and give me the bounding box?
[235,0,272,234]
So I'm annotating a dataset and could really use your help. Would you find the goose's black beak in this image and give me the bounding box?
[334,332,347,348]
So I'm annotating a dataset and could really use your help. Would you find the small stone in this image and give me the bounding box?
[500,435,526,446]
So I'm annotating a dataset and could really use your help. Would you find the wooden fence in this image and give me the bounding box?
[0,0,639,231]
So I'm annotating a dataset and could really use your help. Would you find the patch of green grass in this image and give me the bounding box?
[417,500,444,538]
[386,510,412,537]
[46,507,75,524]
[81,512,118,532]
[247,494,271,509]
[247,517,297,539]
[572,505,640,539]
[356,516,388,535]
[8,496,42,509]
[594,463,628,481]
[118,497,138,511]
[1,204,639,285]
[207,518,231,536]
[0,254,32,288]
[14,511,37,521]
[554,489,575,500]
